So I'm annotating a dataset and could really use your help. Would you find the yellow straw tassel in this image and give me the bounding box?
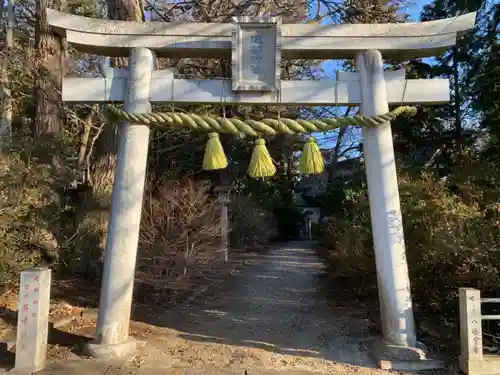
[299,137,324,175]
[247,138,276,178]
[203,132,228,170]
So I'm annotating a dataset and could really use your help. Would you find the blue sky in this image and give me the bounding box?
[403,0,431,20]
[307,0,433,153]
[314,0,430,79]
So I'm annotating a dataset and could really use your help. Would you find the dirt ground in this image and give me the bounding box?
[1,242,458,374]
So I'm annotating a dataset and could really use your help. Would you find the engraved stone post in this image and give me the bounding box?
[15,268,51,373]
[459,288,483,362]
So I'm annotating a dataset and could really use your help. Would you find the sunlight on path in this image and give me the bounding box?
[131,242,402,374]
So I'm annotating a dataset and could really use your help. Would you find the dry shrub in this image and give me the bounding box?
[400,173,499,315]
[0,135,73,286]
[135,177,222,304]
[230,194,278,248]
[320,169,500,321]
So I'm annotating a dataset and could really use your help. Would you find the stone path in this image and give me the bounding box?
[156,242,374,365]
[36,242,414,374]
[122,242,401,374]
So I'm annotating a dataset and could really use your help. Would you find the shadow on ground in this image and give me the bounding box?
[132,241,378,368]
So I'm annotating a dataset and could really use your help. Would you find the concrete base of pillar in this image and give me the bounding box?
[364,338,446,371]
[83,338,145,360]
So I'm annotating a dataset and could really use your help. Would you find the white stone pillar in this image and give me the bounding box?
[357,50,416,348]
[95,48,154,350]
[15,268,51,372]
[459,288,483,361]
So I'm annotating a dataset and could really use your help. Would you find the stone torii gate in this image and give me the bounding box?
[47,10,475,369]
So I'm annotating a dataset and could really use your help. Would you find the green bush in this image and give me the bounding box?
[319,162,500,322]
[319,182,374,279]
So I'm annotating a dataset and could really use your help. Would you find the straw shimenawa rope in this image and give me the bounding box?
[105,105,417,136]
[104,104,418,177]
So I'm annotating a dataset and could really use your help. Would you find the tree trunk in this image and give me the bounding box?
[33,0,66,137]
[0,0,13,153]
[452,46,463,148]
[78,0,144,279]
[26,0,66,267]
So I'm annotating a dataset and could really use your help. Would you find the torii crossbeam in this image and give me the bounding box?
[64,68,449,105]
[48,9,475,60]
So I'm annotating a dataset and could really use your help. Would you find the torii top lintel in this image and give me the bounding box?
[47,9,476,60]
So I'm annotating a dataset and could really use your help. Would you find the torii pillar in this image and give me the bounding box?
[86,48,155,358]
[356,50,440,370]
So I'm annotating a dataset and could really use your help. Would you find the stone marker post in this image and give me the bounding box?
[15,267,51,373]
[459,288,483,362]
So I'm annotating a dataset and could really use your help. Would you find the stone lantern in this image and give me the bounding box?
[214,184,231,262]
